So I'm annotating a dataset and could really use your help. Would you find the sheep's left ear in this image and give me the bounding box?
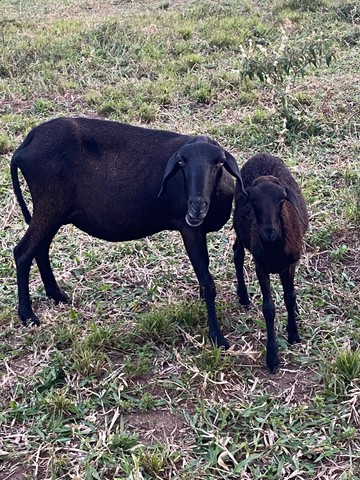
[158,152,180,197]
[285,187,308,227]
[223,152,247,196]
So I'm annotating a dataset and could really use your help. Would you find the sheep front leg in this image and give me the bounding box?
[255,264,279,373]
[181,228,229,349]
[233,238,250,307]
[280,265,300,345]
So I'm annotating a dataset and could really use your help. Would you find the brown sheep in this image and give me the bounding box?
[233,153,308,372]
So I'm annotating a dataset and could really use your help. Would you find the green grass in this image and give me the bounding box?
[0,0,360,478]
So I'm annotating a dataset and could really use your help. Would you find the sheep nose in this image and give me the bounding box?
[186,197,209,227]
[190,196,207,212]
[261,226,277,242]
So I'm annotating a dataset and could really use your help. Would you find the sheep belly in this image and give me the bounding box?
[67,208,167,242]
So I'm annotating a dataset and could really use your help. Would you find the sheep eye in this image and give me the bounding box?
[218,161,224,167]
[178,159,185,167]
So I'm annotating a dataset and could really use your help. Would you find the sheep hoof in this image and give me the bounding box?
[210,333,230,350]
[266,351,280,374]
[237,293,251,308]
[268,362,279,374]
[21,313,40,327]
[240,301,251,310]
[288,334,301,345]
[48,289,69,305]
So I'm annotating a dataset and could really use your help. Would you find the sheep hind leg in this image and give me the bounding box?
[14,228,41,326]
[14,218,64,326]
[280,265,300,345]
[256,264,279,373]
[181,228,229,349]
[36,242,69,304]
[233,238,250,308]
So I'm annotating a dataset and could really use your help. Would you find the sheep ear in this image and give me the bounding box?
[285,187,308,227]
[158,152,179,197]
[223,152,248,196]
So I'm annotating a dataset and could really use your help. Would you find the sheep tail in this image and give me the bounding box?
[11,152,32,225]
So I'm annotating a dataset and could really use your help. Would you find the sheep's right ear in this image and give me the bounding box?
[158,152,180,197]
[285,187,308,227]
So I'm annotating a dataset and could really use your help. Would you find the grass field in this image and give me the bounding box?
[0,0,359,478]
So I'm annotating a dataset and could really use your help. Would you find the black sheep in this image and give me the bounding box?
[11,117,246,349]
[233,153,308,372]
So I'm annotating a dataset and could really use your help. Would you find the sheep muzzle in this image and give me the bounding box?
[260,225,280,242]
[186,197,209,227]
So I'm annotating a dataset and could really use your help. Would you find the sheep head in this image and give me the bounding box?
[246,176,306,242]
[158,137,245,227]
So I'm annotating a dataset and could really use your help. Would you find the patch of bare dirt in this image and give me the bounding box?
[258,364,319,404]
[125,409,191,446]
[0,462,30,480]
